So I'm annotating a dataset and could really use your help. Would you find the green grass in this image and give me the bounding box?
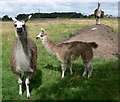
[0,21,2,102]
[2,18,119,101]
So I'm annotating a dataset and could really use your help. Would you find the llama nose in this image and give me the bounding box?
[17,28,22,33]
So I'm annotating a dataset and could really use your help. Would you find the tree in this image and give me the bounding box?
[2,15,12,21]
[16,14,29,20]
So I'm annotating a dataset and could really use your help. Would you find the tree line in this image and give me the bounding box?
[1,12,114,21]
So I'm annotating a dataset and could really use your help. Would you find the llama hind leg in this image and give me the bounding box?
[18,75,22,96]
[82,60,88,77]
[96,18,98,25]
[87,62,92,78]
[68,60,73,75]
[61,63,67,78]
[81,49,93,78]
[84,62,92,78]
[82,66,87,77]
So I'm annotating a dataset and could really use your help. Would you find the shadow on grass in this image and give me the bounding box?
[21,69,42,95]
[35,60,119,101]
[43,62,85,78]
[30,69,42,91]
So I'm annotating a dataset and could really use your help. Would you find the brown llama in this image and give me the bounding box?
[36,28,98,78]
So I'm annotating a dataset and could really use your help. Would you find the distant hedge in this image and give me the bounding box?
[1,12,114,21]
[1,12,94,21]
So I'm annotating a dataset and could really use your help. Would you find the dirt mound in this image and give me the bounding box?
[65,24,118,58]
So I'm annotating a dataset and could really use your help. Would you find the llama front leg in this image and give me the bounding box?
[96,17,100,25]
[96,18,98,25]
[98,18,100,25]
[61,63,67,78]
[25,77,30,98]
[18,75,22,96]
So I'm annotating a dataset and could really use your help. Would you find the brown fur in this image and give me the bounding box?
[58,41,98,63]
[42,35,98,63]
[36,30,98,78]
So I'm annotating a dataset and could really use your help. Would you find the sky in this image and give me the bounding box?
[0,0,119,17]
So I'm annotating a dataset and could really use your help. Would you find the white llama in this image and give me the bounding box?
[94,2,104,25]
[10,15,37,98]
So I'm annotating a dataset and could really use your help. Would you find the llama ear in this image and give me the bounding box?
[24,15,32,22]
[98,2,101,5]
[12,17,17,22]
[28,15,32,19]
[41,28,45,34]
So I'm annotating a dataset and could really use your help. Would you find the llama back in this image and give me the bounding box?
[57,41,88,60]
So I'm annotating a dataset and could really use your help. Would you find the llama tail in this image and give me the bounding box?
[89,42,98,49]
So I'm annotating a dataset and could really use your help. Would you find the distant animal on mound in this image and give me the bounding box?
[36,28,98,78]
[94,2,104,25]
[10,15,37,98]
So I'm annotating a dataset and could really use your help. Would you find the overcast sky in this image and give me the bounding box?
[0,0,118,17]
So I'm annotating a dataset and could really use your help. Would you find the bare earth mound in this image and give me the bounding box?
[65,24,118,59]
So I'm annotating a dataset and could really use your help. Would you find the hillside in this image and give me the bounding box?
[65,24,118,58]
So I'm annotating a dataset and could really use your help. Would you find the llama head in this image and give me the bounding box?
[12,15,32,36]
[98,2,101,7]
[36,28,47,41]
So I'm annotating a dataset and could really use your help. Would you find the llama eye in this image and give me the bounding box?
[14,24,17,27]
[22,25,25,27]
[40,35,43,37]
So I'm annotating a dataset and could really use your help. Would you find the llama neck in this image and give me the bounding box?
[98,4,101,11]
[16,32,28,54]
[42,36,57,55]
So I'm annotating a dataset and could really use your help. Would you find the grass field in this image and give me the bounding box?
[1,18,119,101]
